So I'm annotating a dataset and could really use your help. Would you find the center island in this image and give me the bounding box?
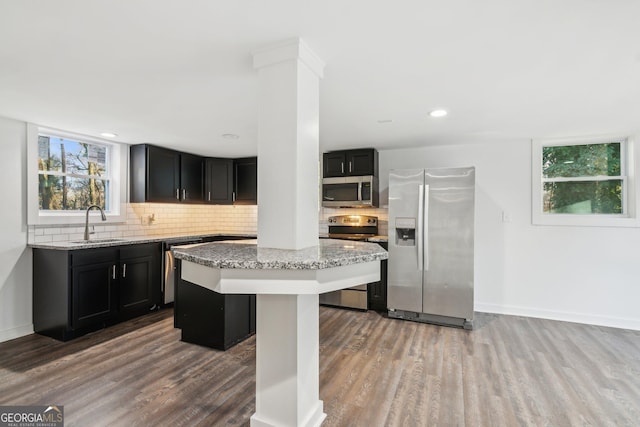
[173,238,388,427]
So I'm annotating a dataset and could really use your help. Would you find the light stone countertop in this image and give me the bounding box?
[172,239,388,270]
[28,232,256,250]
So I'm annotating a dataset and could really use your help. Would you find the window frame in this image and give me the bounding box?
[531,134,639,227]
[27,124,127,225]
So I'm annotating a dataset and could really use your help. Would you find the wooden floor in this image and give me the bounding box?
[1,307,639,427]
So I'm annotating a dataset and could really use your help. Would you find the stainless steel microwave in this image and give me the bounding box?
[322,175,378,208]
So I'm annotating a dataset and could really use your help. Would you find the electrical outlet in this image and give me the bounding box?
[501,211,512,223]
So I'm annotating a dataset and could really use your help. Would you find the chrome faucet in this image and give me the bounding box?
[84,204,107,240]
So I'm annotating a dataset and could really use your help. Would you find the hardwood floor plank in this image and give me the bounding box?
[1,307,639,426]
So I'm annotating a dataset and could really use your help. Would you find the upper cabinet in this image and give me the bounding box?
[204,158,234,205]
[130,144,203,203]
[130,144,256,205]
[179,152,204,203]
[233,157,258,205]
[323,148,378,178]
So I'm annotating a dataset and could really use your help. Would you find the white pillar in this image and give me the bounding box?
[251,294,324,427]
[253,38,324,250]
[250,38,326,427]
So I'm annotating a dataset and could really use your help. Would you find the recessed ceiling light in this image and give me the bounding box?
[429,109,448,118]
[222,133,240,140]
[100,132,118,138]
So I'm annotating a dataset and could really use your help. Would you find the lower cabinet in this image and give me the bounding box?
[118,245,158,315]
[33,243,162,341]
[368,242,388,311]
[174,259,256,350]
[71,257,117,330]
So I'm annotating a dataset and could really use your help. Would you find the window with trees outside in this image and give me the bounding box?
[27,124,125,225]
[38,134,111,212]
[532,136,637,227]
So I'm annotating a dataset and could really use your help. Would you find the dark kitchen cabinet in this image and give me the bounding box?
[130,144,203,203]
[204,158,234,204]
[323,149,378,178]
[233,157,257,205]
[368,242,388,311]
[174,259,256,350]
[180,152,204,203]
[118,244,161,319]
[33,243,162,341]
[71,249,119,330]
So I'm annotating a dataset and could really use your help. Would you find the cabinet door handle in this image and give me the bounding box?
[182,189,186,200]
[208,191,211,201]
[122,263,127,278]
[349,161,352,173]
[176,189,180,200]
[341,162,344,174]
[232,192,236,202]
[112,265,116,280]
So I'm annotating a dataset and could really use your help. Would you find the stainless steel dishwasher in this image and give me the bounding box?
[163,237,203,304]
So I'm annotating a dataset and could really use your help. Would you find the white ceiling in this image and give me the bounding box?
[1,0,639,157]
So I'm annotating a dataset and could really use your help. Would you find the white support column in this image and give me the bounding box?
[250,38,326,426]
[250,294,325,427]
[253,38,324,250]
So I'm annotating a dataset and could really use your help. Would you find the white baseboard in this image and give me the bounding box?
[475,302,640,331]
[0,323,34,343]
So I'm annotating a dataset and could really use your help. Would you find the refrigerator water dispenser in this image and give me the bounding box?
[395,217,416,246]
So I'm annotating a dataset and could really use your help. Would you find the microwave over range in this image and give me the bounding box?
[322,175,379,208]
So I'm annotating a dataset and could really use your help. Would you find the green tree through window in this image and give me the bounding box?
[38,135,110,211]
[542,142,623,214]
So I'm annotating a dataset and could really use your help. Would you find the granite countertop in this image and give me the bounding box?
[173,238,388,270]
[28,232,256,250]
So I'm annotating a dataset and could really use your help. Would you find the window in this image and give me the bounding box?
[27,125,126,225]
[532,135,638,227]
[38,134,111,211]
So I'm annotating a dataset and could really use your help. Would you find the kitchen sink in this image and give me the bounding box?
[70,238,126,244]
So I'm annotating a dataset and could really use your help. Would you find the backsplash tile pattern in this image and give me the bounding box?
[28,203,258,244]
[28,204,388,244]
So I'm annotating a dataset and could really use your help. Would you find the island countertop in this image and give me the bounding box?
[172,238,388,270]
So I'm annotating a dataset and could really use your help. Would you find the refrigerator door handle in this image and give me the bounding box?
[417,184,424,271]
[423,184,430,271]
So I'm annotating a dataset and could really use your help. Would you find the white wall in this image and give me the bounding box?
[0,116,33,342]
[380,141,640,330]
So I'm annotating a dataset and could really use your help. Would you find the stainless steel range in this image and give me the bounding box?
[320,215,378,310]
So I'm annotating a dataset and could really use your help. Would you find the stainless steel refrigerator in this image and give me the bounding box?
[387,167,475,329]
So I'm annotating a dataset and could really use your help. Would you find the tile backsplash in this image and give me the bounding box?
[28,204,389,244]
[28,203,258,244]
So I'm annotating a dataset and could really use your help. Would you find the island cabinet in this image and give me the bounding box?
[33,243,162,341]
[174,259,256,350]
[130,144,203,203]
[233,157,257,205]
[323,148,378,178]
[368,242,388,311]
[204,157,234,204]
